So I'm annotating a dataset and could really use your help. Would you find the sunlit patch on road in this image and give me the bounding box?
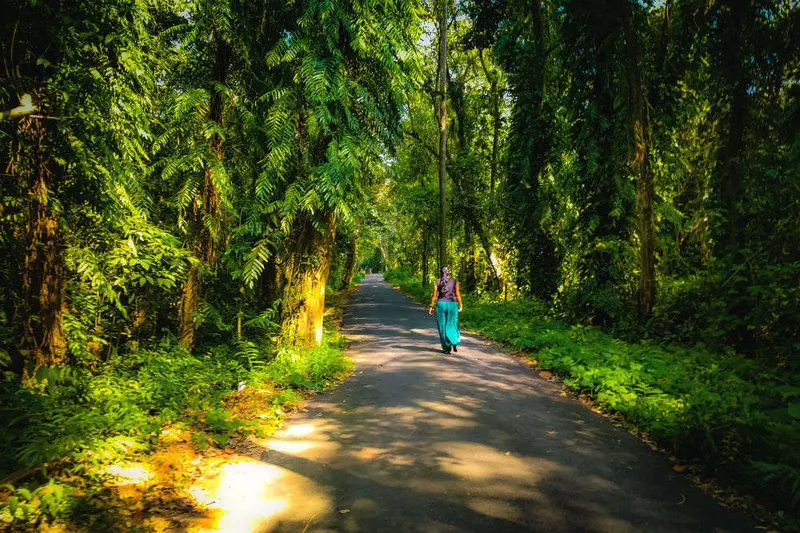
[265,439,316,454]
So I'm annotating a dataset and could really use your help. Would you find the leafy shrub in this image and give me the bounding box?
[0,480,72,526]
[650,260,800,368]
[264,338,352,391]
[0,298,353,529]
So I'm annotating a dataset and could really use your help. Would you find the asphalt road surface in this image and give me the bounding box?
[255,274,756,533]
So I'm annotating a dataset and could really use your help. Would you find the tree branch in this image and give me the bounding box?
[0,94,37,121]
[403,129,438,159]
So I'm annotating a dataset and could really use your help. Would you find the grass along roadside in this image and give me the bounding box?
[0,289,355,532]
[384,268,800,531]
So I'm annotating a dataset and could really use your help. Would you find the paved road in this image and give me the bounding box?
[253,275,755,532]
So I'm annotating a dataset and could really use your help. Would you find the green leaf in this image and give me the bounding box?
[8,496,18,516]
[212,433,231,446]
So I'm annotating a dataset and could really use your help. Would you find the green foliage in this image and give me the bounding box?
[0,480,72,526]
[384,267,432,302]
[0,317,350,474]
[1,341,225,473]
[649,260,800,368]
[0,317,351,527]
[238,0,421,289]
[0,0,797,527]
[264,333,353,391]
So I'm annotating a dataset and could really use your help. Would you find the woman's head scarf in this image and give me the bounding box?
[440,266,450,279]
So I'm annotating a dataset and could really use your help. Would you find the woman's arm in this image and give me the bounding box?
[456,282,463,312]
[429,284,438,315]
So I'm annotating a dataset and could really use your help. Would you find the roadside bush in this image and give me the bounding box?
[650,260,800,369]
[0,299,352,529]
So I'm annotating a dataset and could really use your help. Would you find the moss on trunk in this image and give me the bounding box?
[15,110,67,378]
[178,35,230,347]
[280,212,338,347]
[342,230,359,287]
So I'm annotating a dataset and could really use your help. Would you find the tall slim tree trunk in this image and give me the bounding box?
[479,49,500,193]
[623,2,655,317]
[178,266,200,347]
[463,224,477,292]
[421,225,430,286]
[490,103,500,193]
[342,229,359,287]
[280,212,337,347]
[260,258,281,304]
[15,106,67,378]
[178,35,230,347]
[445,168,502,288]
[718,0,747,253]
[437,0,448,271]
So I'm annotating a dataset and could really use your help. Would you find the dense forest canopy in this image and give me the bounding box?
[380,0,799,357]
[1,0,420,371]
[0,0,798,529]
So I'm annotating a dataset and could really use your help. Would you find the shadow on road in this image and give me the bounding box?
[203,275,756,533]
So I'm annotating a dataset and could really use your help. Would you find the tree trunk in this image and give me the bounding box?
[377,235,389,271]
[421,225,430,286]
[473,217,503,288]
[260,258,281,304]
[178,264,200,347]
[16,109,68,378]
[437,0,449,271]
[444,52,503,291]
[342,229,359,287]
[718,0,747,253]
[479,49,500,193]
[178,35,230,347]
[463,224,477,292]
[445,168,503,289]
[491,102,500,193]
[280,212,337,347]
[622,2,655,317]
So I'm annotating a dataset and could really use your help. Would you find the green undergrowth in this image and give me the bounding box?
[0,296,353,530]
[385,268,800,529]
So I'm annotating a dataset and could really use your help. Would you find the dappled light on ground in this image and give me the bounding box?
[181,275,747,532]
[106,463,155,486]
[264,439,317,454]
[433,442,556,484]
[187,460,287,532]
[275,423,316,438]
[91,276,752,533]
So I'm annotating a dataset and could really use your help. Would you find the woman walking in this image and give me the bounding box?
[428,267,463,354]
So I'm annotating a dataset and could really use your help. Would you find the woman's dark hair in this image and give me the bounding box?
[438,267,451,292]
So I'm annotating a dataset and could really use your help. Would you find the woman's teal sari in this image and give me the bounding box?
[435,301,460,352]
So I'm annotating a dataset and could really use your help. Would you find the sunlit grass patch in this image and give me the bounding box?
[263,340,353,392]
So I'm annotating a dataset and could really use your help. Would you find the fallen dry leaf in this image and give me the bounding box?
[539,371,552,379]
[672,465,688,473]
[339,509,351,514]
